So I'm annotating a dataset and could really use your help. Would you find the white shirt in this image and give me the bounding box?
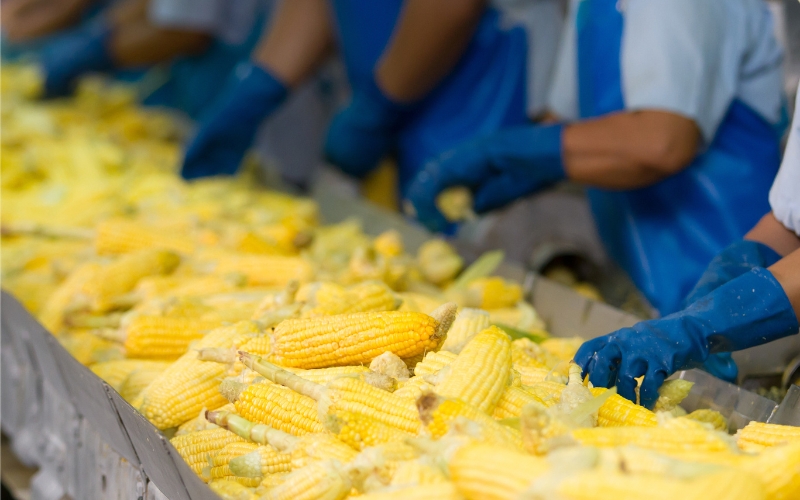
[149,0,266,45]
[770,83,800,237]
[548,0,785,143]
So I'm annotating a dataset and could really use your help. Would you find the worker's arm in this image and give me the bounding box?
[181,0,333,179]
[2,0,96,42]
[746,213,800,257]
[772,248,800,318]
[324,0,487,178]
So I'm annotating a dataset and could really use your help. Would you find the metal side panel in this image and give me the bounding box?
[768,385,800,426]
[116,397,193,500]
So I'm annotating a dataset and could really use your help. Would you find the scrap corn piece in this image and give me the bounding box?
[413,351,457,377]
[653,379,694,412]
[417,394,521,450]
[417,239,463,286]
[139,321,260,429]
[235,382,325,436]
[591,387,657,427]
[397,292,446,314]
[440,308,492,354]
[746,440,800,500]
[170,427,245,477]
[684,409,728,432]
[89,359,169,391]
[511,338,555,368]
[540,337,583,362]
[373,230,404,258]
[369,351,411,381]
[435,326,512,413]
[82,249,180,311]
[268,303,456,368]
[393,376,435,402]
[449,443,550,500]
[492,386,545,419]
[214,254,314,287]
[208,480,256,500]
[329,410,415,451]
[95,218,196,255]
[260,459,351,500]
[123,316,221,360]
[737,422,800,452]
[522,380,567,408]
[571,422,732,454]
[515,365,551,386]
[465,277,522,309]
[38,262,103,334]
[227,445,292,480]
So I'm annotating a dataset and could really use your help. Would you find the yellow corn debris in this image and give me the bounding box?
[465,277,522,309]
[440,308,492,353]
[417,394,521,450]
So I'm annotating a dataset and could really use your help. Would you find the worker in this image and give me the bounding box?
[575,81,800,408]
[405,0,787,320]
[180,0,562,185]
[2,0,102,45]
[28,0,265,119]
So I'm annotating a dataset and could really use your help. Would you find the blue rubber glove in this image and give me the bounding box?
[324,78,415,178]
[181,62,288,180]
[404,125,565,233]
[688,240,783,383]
[40,21,114,98]
[574,268,799,409]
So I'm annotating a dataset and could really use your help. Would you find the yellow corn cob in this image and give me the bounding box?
[394,376,435,402]
[413,351,458,377]
[170,427,245,476]
[235,382,325,436]
[397,292,446,314]
[285,366,372,385]
[540,337,583,362]
[653,379,694,412]
[256,473,289,491]
[571,420,732,454]
[267,303,457,368]
[303,281,399,317]
[59,329,124,365]
[515,365,551,386]
[177,404,236,436]
[288,435,359,470]
[118,362,170,403]
[510,338,554,368]
[465,277,522,309]
[38,262,103,334]
[684,409,728,432]
[226,446,292,480]
[435,326,512,413]
[95,218,195,255]
[591,387,657,427]
[81,249,180,311]
[440,308,492,354]
[737,422,800,452]
[207,441,262,485]
[417,394,521,450]
[329,410,415,451]
[89,359,168,391]
[123,316,221,360]
[492,386,545,419]
[240,354,420,434]
[388,459,447,487]
[138,321,260,429]
[488,302,547,334]
[373,230,404,258]
[208,479,256,500]
[260,460,351,500]
[746,440,800,500]
[361,483,461,500]
[237,336,272,357]
[448,443,550,500]
[214,254,314,287]
[522,380,567,407]
[237,231,283,255]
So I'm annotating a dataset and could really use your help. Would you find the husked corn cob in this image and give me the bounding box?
[745,440,800,500]
[524,380,567,407]
[139,321,260,429]
[653,379,695,412]
[493,386,545,419]
[540,337,583,362]
[207,441,262,486]
[434,326,512,413]
[38,262,103,333]
[393,376,435,402]
[260,459,350,500]
[591,387,657,427]
[362,484,461,500]
[235,382,325,436]
[267,303,457,368]
[118,362,170,403]
[170,427,245,476]
[397,292,446,314]
[81,249,180,311]
[685,409,728,432]
[237,336,273,357]
[413,351,457,377]
[95,218,195,255]
[60,329,124,365]
[89,359,169,391]
[226,446,292,480]
[440,308,491,353]
[123,316,221,360]
[571,418,732,454]
[286,366,372,385]
[388,459,447,487]
[214,254,314,287]
[208,480,255,500]
[177,404,235,436]
[417,394,521,450]
[510,338,554,368]
[448,444,549,500]
[465,277,522,309]
[240,354,420,434]
[330,410,415,451]
[515,365,551,386]
[303,281,399,317]
[737,422,800,452]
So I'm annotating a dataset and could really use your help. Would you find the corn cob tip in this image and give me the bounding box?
[206,410,226,426]
[361,371,398,392]
[198,347,237,364]
[430,302,458,340]
[220,379,247,403]
[416,392,442,426]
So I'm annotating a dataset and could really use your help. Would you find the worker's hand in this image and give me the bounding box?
[404,124,565,233]
[574,268,799,409]
[181,62,288,180]
[39,20,114,98]
[324,78,414,178]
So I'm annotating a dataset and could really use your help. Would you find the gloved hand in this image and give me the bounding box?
[574,267,799,409]
[687,240,783,383]
[181,62,288,180]
[404,124,565,233]
[40,20,114,98]
[324,77,415,178]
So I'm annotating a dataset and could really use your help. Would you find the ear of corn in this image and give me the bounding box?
[736,422,800,452]
[684,409,728,432]
[235,382,325,436]
[440,308,491,354]
[465,277,522,309]
[492,386,545,420]
[123,316,221,360]
[360,483,461,500]
[413,351,458,377]
[170,427,245,476]
[38,262,103,334]
[89,359,169,391]
[329,410,415,451]
[95,218,196,256]
[591,387,658,427]
[208,479,256,500]
[303,280,399,317]
[213,254,314,287]
[448,443,550,500]
[260,459,351,500]
[571,423,732,454]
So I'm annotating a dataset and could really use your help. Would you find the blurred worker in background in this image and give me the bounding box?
[180,0,563,189]
[575,81,800,408]
[406,0,786,327]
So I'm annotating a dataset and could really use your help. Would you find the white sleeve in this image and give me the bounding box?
[621,0,742,143]
[545,0,579,121]
[149,0,263,44]
[769,86,800,238]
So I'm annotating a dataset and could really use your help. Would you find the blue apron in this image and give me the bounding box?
[329,1,528,193]
[576,0,781,316]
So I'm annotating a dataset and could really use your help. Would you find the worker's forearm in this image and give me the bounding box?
[375,0,486,101]
[252,0,334,88]
[769,248,800,320]
[745,213,800,257]
[562,111,700,189]
[109,23,211,67]
[2,0,96,42]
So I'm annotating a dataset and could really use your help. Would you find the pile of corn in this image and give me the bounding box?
[3,67,800,500]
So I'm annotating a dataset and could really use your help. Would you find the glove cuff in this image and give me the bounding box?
[227,62,289,124]
[531,124,566,180]
[355,75,420,130]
